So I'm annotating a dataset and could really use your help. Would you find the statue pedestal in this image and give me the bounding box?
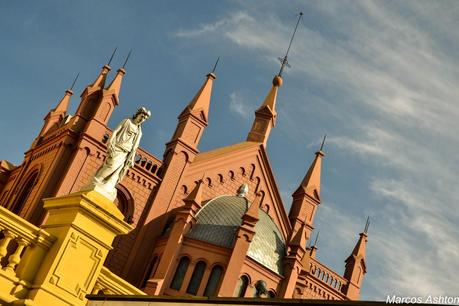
[81,183,118,202]
[20,190,131,306]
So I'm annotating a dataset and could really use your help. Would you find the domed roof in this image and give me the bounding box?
[186,195,286,275]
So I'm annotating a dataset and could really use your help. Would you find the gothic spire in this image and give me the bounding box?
[243,191,261,223]
[105,50,130,98]
[293,143,325,201]
[246,75,282,146]
[183,177,204,215]
[247,12,302,147]
[89,51,113,90]
[179,64,216,124]
[343,219,369,299]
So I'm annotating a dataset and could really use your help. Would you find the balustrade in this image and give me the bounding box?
[0,206,55,279]
[308,258,348,293]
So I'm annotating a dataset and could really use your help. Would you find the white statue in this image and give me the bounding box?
[88,107,151,200]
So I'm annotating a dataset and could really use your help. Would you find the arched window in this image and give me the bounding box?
[234,275,249,297]
[11,171,39,215]
[186,261,206,295]
[204,265,223,297]
[114,185,134,224]
[170,257,190,291]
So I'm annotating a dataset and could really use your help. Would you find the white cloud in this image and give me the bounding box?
[229,91,251,119]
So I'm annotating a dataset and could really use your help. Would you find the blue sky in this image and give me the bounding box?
[1,1,459,300]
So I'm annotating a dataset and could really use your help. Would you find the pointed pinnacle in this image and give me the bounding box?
[107,47,118,66]
[122,49,132,69]
[70,73,79,91]
[211,57,220,74]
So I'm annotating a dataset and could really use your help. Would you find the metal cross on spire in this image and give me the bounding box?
[278,12,303,77]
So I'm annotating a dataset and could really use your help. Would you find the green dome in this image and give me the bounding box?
[186,195,285,275]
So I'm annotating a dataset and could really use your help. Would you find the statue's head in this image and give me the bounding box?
[132,107,151,125]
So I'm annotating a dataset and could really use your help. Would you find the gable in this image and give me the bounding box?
[175,141,291,240]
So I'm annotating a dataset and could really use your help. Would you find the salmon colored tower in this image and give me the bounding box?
[343,223,369,300]
[247,75,282,147]
[289,145,324,242]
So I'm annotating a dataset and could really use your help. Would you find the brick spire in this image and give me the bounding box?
[293,149,324,201]
[182,178,204,215]
[106,68,126,99]
[38,76,77,138]
[178,72,216,124]
[288,145,325,245]
[88,64,111,91]
[343,222,369,300]
[246,75,282,147]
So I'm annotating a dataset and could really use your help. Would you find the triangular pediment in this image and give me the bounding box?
[184,141,291,240]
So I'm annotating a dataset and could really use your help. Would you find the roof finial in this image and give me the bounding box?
[312,230,320,247]
[70,72,79,91]
[107,47,118,66]
[211,57,220,74]
[122,49,132,69]
[278,12,303,77]
[364,216,370,234]
[237,183,249,197]
[319,134,327,152]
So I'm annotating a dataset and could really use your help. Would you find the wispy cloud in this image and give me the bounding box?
[229,91,252,119]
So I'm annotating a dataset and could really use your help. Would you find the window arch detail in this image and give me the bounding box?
[11,169,40,215]
[235,275,250,297]
[114,184,134,224]
[186,261,206,295]
[170,256,190,291]
[204,265,223,297]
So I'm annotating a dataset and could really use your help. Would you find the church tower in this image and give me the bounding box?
[146,69,216,220]
[246,75,281,147]
[343,219,369,300]
[288,138,325,242]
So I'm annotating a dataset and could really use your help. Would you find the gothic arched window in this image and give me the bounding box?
[11,171,39,215]
[114,185,134,224]
[204,265,223,297]
[235,275,250,297]
[170,256,190,291]
[186,261,206,295]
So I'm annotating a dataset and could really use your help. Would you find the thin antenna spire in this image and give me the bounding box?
[364,216,370,234]
[319,134,327,152]
[70,73,79,91]
[107,47,118,66]
[312,231,320,247]
[122,49,132,69]
[211,57,220,73]
[278,12,303,77]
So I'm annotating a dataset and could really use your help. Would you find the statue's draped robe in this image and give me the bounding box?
[93,118,142,191]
